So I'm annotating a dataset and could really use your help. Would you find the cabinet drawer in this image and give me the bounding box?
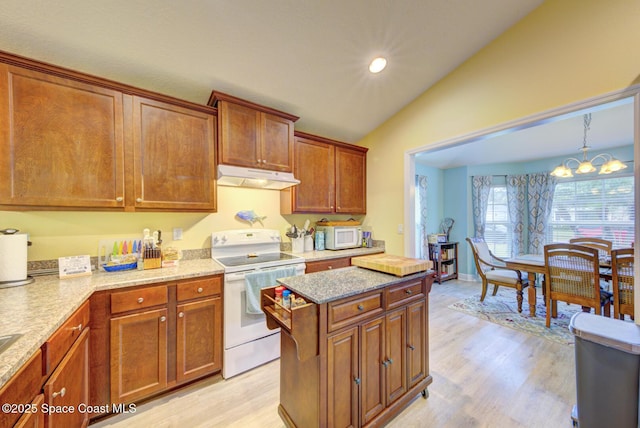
[111,285,168,314]
[328,291,383,332]
[177,276,222,302]
[43,300,90,375]
[305,257,351,273]
[386,280,424,310]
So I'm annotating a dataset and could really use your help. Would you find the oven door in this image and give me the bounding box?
[223,264,304,349]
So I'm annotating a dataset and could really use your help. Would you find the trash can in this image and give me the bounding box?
[569,312,640,428]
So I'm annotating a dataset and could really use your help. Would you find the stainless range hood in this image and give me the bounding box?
[217,164,300,190]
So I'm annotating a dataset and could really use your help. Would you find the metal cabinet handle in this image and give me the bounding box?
[116,197,123,202]
[197,287,203,293]
[71,323,82,331]
[160,316,166,322]
[405,289,413,295]
[354,377,361,385]
[136,198,143,203]
[52,387,66,398]
[137,297,144,304]
[381,360,389,367]
[388,358,393,364]
[408,344,415,351]
[328,266,333,270]
[357,304,364,311]
[257,159,262,164]
[178,312,184,318]
[262,159,267,164]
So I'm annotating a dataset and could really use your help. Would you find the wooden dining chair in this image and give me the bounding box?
[466,237,529,313]
[569,237,612,261]
[611,247,634,320]
[544,243,611,328]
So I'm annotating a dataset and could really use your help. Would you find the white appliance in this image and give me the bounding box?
[212,229,305,378]
[216,164,300,190]
[316,225,363,250]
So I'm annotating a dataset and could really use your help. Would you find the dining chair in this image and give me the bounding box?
[544,243,611,328]
[569,237,612,262]
[466,237,529,313]
[611,247,634,320]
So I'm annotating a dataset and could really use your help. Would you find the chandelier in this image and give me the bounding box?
[550,113,628,178]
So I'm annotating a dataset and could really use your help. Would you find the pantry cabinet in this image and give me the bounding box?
[90,275,223,414]
[209,91,297,172]
[0,50,217,212]
[261,272,433,428]
[281,131,367,215]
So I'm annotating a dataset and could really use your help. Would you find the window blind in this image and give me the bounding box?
[547,175,634,248]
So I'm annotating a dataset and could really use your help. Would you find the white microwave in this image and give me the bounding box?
[317,226,363,250]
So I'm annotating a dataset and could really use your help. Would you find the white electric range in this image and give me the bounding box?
[211,229,305,378]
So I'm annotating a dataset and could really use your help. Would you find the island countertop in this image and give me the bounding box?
[277,266,430,304]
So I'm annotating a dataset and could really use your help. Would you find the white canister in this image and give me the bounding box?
[304,235,314,252]
[292,237,304,254]
[0,233,28,282]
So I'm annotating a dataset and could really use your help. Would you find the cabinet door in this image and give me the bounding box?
[261,113,293,172]
[14,393,44,428]
[43,328,89,428]
[176,297,222,383]
[360,316,386,425]
[0,65,126,208]
[385,308,407,405]
[131,96,216,211]
[335,146,366,214]
[327,326,359,428]
[217,101,261,168]
[290,136,335,213]
[407,300,428,387]
[110,308,168,403]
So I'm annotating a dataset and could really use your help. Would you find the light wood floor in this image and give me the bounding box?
[92,280,576,428]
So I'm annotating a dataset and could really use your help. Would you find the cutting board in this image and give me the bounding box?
[315,220,361,226]
[351,254,432,277]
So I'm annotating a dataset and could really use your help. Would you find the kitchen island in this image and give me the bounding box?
[261,266,434,428]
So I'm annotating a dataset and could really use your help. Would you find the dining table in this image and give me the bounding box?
[504,254,614,317]
[504,254,545,317]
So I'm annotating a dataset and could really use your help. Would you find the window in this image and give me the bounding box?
[547,175,634,247]
[485,185,511,258]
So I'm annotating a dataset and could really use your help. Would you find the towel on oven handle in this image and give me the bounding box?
[245,266,298,314]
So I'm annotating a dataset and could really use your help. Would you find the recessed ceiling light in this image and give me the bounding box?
[369,57,387,73]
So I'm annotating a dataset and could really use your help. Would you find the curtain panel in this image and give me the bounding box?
[415,175,428,260]
[471,175,492,238]
[506,174,527,256]
[527,172,557,254]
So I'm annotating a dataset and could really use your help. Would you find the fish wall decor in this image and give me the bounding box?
[235,210,267,226]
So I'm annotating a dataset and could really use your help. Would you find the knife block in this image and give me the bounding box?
[143,248,162,270]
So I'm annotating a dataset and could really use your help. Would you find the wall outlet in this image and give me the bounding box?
[173,227,183,240]
[397,224,404,234]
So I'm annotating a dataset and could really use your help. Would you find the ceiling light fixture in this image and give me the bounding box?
[550,113,628,178]
[369,57,387,73]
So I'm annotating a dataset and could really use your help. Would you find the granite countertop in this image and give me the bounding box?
[0,246,383,388]
[287,246,383,261]
[277,266,428,304]
[0,258,225,388]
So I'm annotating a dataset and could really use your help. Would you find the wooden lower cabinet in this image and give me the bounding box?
[91,275,223,418]
[305,256,351,274]
[110,308,168,404]
[176,296,222,383]
[262,273,434,428]
[14,394,44,428]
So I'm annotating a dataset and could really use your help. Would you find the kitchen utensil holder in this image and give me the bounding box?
[304,235,314,252]
[292,237,304,253]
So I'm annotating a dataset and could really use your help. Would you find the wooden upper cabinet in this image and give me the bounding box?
[281,131,367,215]
[0,51,217,212]
[335,145,366,214]
[130,96,216,211]
[0,64,126,209]
[287,135,335,213]
[209,91,297,172]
